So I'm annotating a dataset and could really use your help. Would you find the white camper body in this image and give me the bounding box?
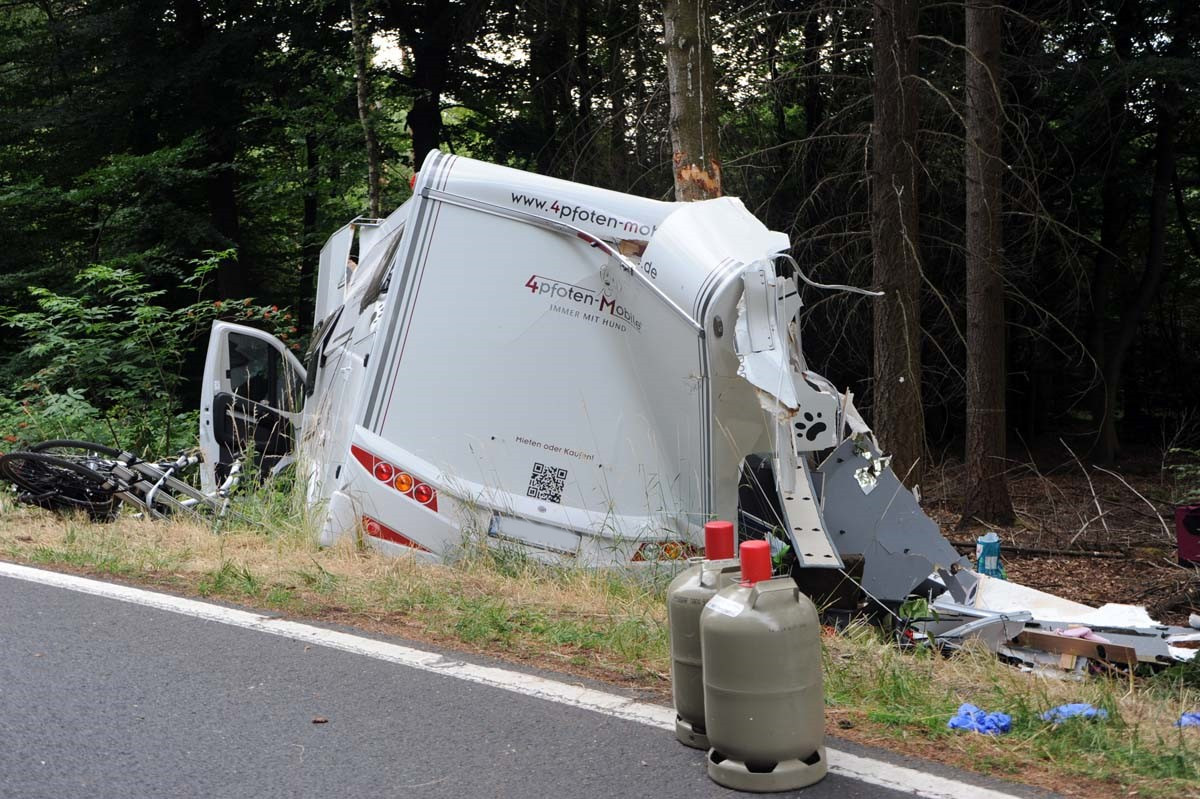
[199,151,849,567]
[191,152,1200,666]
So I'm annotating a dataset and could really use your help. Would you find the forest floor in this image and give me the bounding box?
[923,446,1199,627]
[1,451,1198,798]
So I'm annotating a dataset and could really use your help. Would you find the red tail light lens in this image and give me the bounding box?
[350,444,439,512]
[361,515,430,552]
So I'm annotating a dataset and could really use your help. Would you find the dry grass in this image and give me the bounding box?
[0,495,673,683]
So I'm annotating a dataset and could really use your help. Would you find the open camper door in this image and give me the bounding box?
[199,321,306,491]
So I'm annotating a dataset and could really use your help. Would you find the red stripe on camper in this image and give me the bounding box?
[362,515,431,552]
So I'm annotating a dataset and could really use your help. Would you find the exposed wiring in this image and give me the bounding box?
[776,253,885,297]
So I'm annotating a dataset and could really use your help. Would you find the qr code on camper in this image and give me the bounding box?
[527,462,567,503]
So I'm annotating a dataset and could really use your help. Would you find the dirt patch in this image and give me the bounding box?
[924,449,1199,626]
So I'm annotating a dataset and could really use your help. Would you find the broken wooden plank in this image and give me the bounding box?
[1015,630,1139,664]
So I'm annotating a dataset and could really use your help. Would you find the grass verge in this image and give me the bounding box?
[0,495,1197,799]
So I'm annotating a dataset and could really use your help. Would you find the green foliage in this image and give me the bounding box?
[0,250,297,453]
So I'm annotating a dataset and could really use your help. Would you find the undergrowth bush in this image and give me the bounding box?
[0,250,297,455]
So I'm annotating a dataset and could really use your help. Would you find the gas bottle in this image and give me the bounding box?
[667,520,739,749]
[701,539,827,792]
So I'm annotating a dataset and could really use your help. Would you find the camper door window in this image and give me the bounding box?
[227,332,302,412]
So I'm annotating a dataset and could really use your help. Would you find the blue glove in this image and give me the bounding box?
[1040,703,1108,723]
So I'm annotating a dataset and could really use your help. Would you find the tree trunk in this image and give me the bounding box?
[209,154,248,299]
[350,0,382,217]
[1098,73,1180,457]
[870,0,924,487]
[299,133,320,332]
[663,0,721,201]
[606,0,629,175]
[527,0,572,174]
[634,4,652,173]
[960,0,1013,526]
[802,2,825,220]
[1086,0,1135,463]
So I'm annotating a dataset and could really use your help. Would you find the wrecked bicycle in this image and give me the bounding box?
[0,439,242,521]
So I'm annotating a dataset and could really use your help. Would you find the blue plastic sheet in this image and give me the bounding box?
[1177,711,1200,728]
[947,703,1012,735]
[1040,703,1108,723]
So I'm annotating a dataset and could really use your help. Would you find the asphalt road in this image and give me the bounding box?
[0,573,1045,799]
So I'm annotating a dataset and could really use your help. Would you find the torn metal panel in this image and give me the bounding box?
[741,262,779,352]
[999,645,1092,679]
[732,263,839,427]
[933,612,1031,652]
[816,437,972,604]
[778,459,842,569]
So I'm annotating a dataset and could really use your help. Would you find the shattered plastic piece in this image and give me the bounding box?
[973,576,1159,628]
[1040,703,1108,724]
[1169,646,1198,662]
[1059,627,1111,643]
[1177,712,1200,728]
[853,455,890,495]
[947,704,1012,735]
[932,610,1030,652]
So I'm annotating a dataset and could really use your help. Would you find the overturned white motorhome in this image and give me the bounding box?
[199,151,880,570]
[195,152,1195,665]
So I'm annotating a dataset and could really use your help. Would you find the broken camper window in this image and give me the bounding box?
[302,306,343,398]
[358,224,406,311]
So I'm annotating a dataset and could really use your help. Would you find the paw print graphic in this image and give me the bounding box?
[794,412,827,442]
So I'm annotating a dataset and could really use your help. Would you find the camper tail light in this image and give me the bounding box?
[361,515,431,552]
[413,483,435,505]
[351,444,439,511]
[631,540,699,562]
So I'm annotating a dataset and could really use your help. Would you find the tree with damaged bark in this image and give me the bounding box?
[869,0,924,487]
[960,0,1013,526]
[663,0,721,201]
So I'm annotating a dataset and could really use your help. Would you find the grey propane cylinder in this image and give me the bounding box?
[701,539,827,792]
[668,520,739,749]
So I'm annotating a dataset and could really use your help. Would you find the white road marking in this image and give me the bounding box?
[0,561,1025,799]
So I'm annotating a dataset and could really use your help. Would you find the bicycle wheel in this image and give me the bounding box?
[29,439,124,460]
[0,451,119,520]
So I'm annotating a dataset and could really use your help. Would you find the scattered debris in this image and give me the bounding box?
[974,531,1004,578]
[947,704,1012,735]
[1040,703,1108,724]
[312,716,329,724]
[1176,712,1200,729]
